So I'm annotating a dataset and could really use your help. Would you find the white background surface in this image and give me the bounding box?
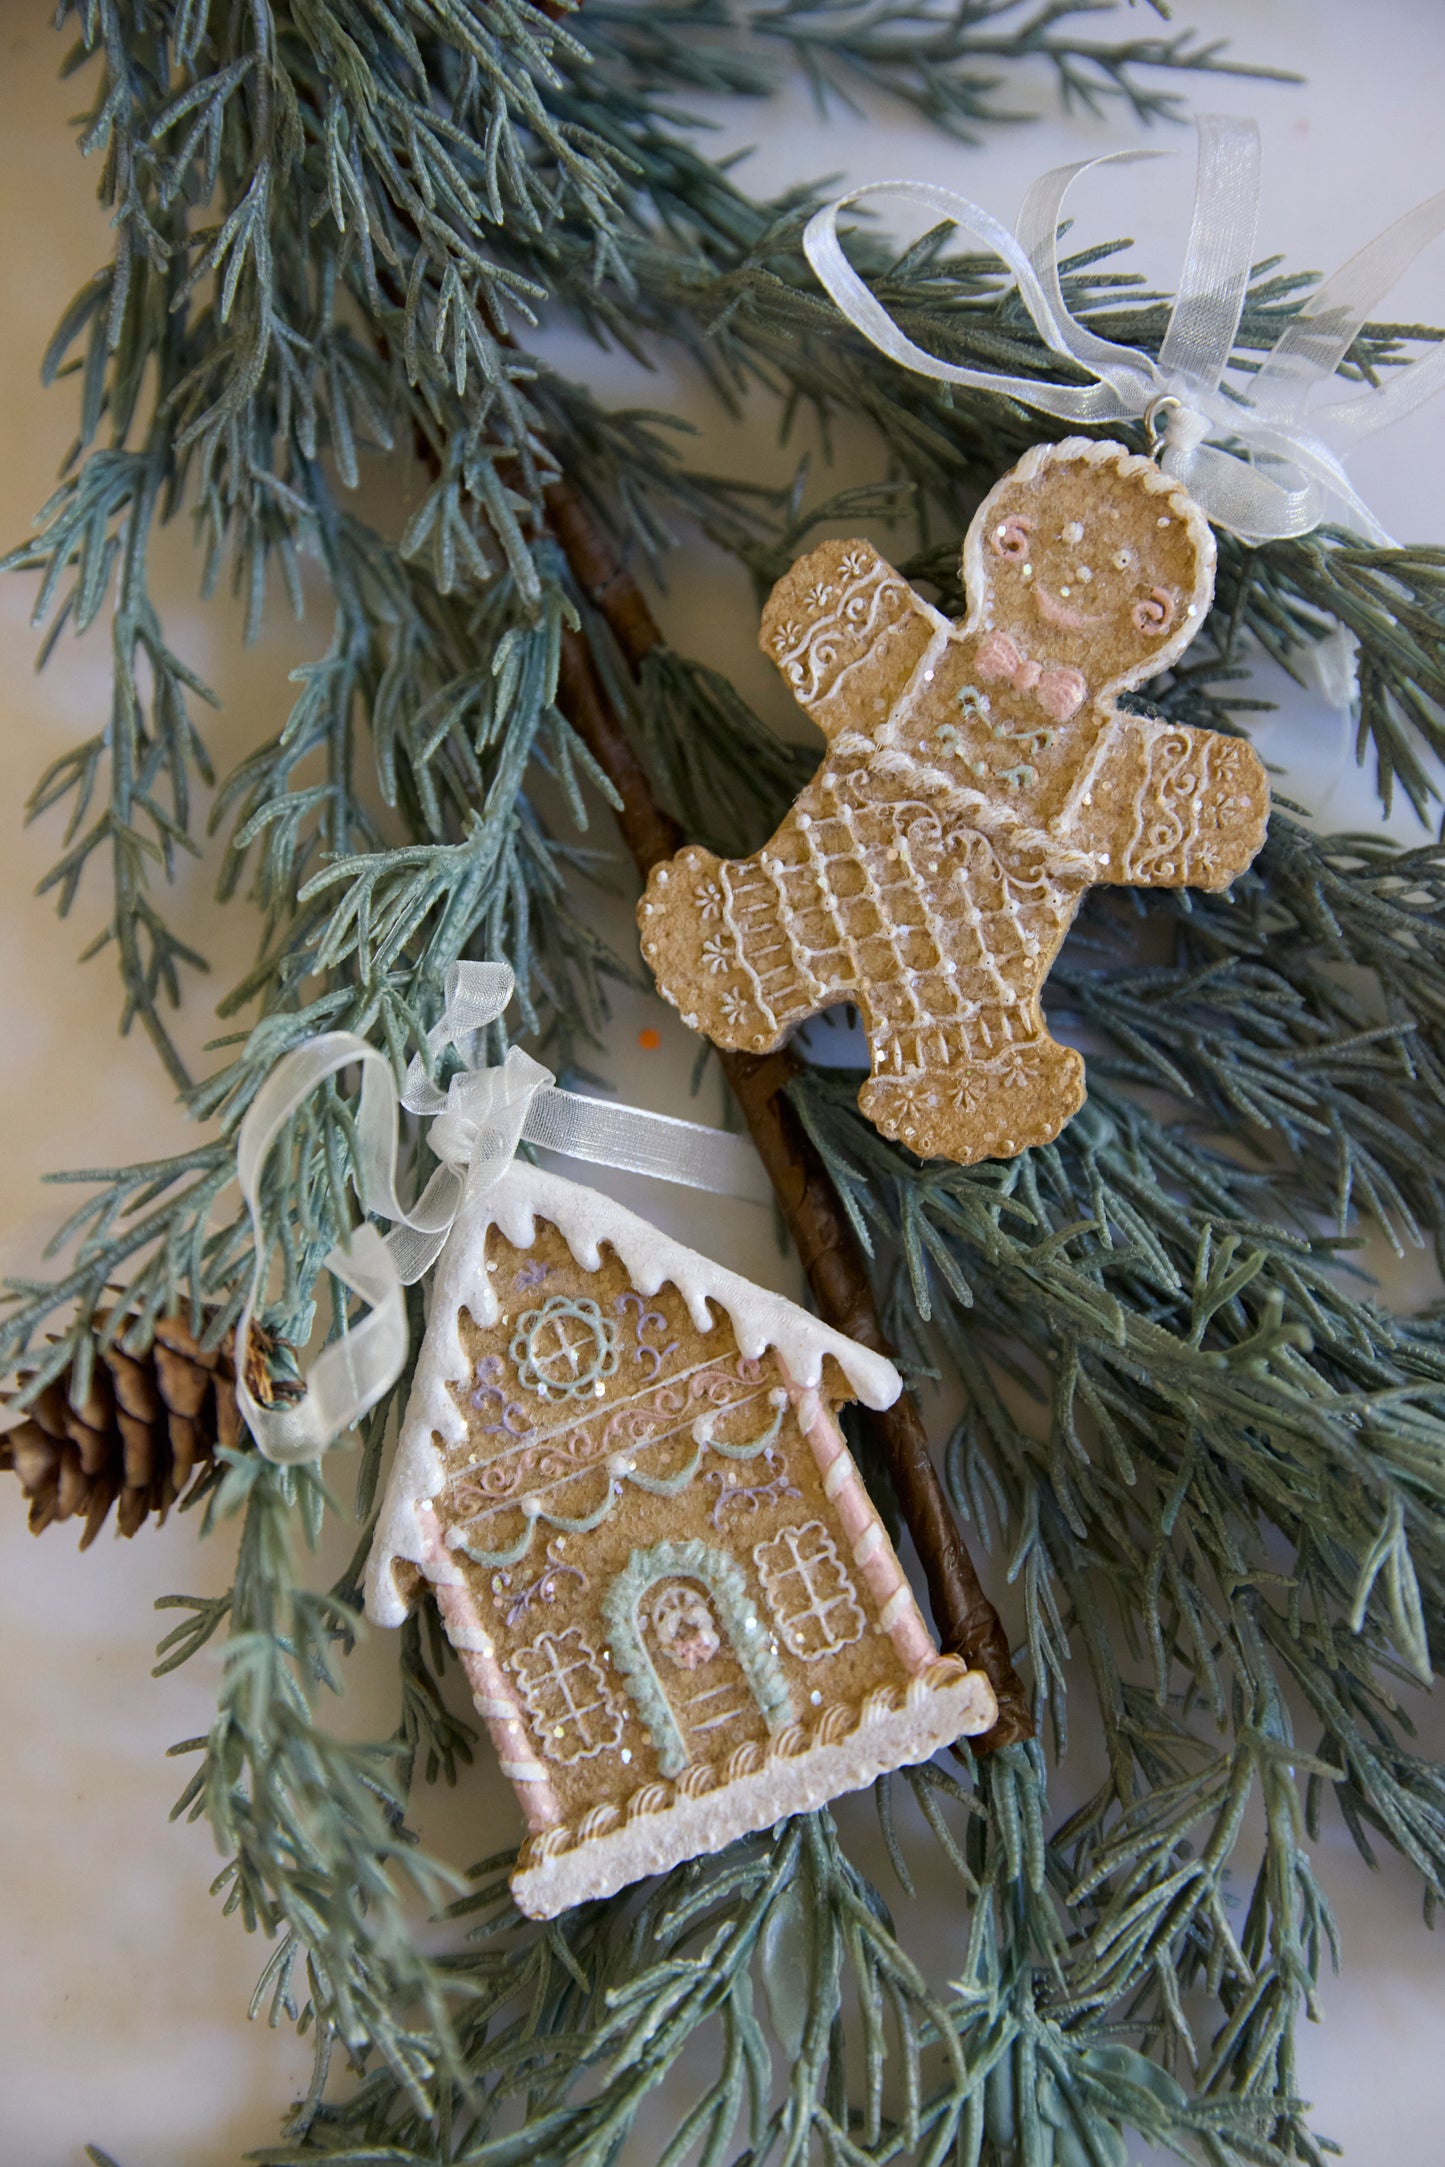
[3,4,1445,2162]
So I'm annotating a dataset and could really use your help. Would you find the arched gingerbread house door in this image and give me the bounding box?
[602,1539,794,1779]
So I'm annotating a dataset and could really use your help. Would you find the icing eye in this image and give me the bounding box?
[1061,522,1084,545]
[1112,548,1135,573]
[1133,587,1176,636]
[990,515,1032,559]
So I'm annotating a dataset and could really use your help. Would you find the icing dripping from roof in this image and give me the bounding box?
[364,1162,901,1628]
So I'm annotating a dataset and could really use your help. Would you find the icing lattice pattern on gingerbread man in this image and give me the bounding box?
[639,437,1269,1164]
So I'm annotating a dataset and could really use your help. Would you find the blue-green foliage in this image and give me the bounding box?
[6,5,1445,2164]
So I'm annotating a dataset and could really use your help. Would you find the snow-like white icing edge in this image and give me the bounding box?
[363,1162,902,1629]
[509,1665,998,1919]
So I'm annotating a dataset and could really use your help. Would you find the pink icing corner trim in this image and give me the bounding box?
[790,1380,936,1673]
[414,1502,561,1831]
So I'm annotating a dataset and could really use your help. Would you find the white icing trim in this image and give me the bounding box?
[364,1163,902,1628]
[852,1523,885,1566]
[878,1586,912,1631]
[509,1668,997,1919]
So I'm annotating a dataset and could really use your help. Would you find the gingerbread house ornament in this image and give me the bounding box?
[365,1161,997,1919]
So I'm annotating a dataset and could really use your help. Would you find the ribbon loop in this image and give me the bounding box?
[234,1033,411,1466]
[803,117,1445,548]
[1157,112,1260,396]
[234,966,771,1464]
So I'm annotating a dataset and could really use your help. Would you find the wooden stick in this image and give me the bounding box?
[548,481,1031,1749]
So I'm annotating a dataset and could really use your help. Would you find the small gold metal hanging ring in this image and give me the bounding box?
[1144,394,1182,456]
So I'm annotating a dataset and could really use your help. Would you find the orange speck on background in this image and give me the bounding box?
[638,1028,661,1051]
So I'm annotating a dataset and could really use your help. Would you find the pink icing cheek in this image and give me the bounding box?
[976,630,1021,680]
[1133,586,1177,636]
[1036,668,1087,723]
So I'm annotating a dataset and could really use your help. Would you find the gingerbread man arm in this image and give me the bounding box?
[1054,711,1270,891]
[637,544,949,1055]
[759,538,948,743]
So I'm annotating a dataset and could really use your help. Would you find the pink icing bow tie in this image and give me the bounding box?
[975,632,1087,723]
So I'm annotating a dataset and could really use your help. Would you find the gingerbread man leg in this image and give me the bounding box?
[855,862,1086,1163]
[859,1010,1085,1163]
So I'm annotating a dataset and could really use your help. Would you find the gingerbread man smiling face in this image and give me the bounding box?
[948,436,1216,752]
[639,437,1268,1167]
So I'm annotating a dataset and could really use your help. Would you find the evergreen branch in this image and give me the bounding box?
[579,0,1297,139]
[164,1445,474,2099]
[9,5,1445,2162]
[751,0,1299,138]
[5,443,220,1084]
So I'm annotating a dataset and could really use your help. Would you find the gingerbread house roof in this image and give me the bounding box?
[365,1161,902,1628]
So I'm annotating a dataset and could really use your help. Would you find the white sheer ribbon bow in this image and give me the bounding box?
[803,115,1445,547]
[234,963,769,1464]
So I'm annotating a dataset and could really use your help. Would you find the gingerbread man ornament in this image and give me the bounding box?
[638,437,1269,1163]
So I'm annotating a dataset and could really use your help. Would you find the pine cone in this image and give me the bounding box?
[1,1312,253,1547]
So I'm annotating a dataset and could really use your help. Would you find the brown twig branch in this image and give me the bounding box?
[547,479,1030,1749]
